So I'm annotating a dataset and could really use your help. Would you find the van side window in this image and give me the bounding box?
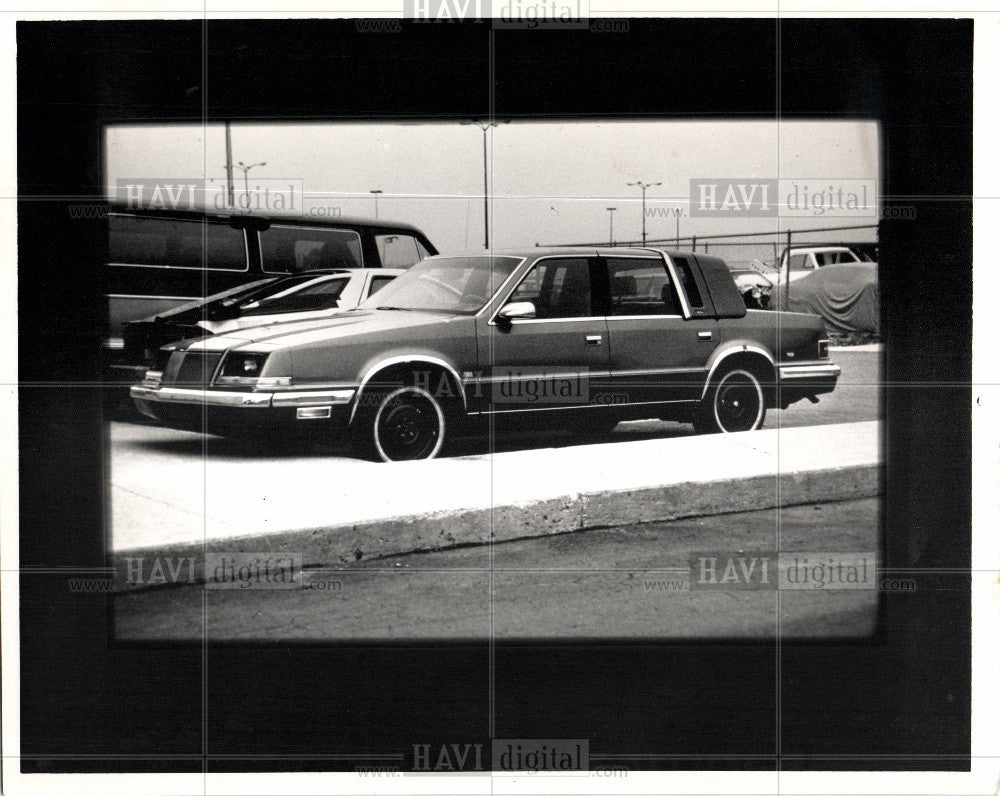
[108,216,247,271]
[261,226,364,273]
[376,234,430,269]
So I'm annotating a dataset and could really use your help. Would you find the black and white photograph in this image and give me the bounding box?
[1,5,992,794]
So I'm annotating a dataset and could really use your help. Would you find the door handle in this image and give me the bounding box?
[585,334,603,346]
[697,331,713,341]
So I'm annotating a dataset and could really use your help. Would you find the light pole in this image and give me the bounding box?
[235,161,266,206]
[627,180,661,245]
[606,207,617,245]
[462,119,509,249]
[224,122,235,207]
[370,189,383,219]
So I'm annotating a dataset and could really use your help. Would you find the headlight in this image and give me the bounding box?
[215,352,291,390]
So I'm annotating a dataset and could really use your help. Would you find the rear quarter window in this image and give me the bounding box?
[671,256,704,308]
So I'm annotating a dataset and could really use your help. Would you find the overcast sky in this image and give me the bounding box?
[105,120,879,253]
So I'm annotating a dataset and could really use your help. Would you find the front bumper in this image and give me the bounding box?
[130,384,356,435]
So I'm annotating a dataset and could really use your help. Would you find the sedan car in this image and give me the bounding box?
[132,248,841,461]
[122,268,402,370]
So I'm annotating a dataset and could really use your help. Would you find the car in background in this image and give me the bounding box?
[133,247,840,462]
[769,262,879,336]
[103,203,436,383]
[122,268,402,371]
[729,260,778,309]
[772,245,875,286]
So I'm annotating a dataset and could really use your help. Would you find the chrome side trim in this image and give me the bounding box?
[350,355,467,421]
[130,386,272,408]
[465,370,613,384]
[605,314,684,321]
[470,398,697,416]
[778,363,842,380]
[659,253,692,319]
[609,367,706,378]
[505,316,606,325]
[700,344,776,399]
[271,389,356,407]
[130,385,359,408]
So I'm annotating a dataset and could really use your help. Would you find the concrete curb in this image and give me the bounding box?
[112,462,880,590]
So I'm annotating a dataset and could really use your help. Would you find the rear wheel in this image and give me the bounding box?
[360,386,446,462]
[693,368,766,434]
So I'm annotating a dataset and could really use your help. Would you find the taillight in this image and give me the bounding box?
[818,339,829,358]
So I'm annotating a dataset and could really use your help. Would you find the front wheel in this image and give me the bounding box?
[693,368,766,434]
[357,386,446,462]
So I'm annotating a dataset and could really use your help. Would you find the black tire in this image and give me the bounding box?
[693,367,766,434]
[355,386,446,462]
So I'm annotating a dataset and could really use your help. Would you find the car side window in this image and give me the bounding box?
[508,258,592,319]
[367,275,395,296]
[606,258,682,316]
[787,253,811,271]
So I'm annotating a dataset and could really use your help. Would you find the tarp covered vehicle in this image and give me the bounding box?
[769,262,878,335]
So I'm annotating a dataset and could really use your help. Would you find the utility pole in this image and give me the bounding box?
[627,180,661,245]
[370,189,383,219]
[606,207,617,245]
[462,119,509,249]
[224,122,235,207]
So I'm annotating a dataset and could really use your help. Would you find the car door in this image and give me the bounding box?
[601,253,717,404]
[475,256,610,413]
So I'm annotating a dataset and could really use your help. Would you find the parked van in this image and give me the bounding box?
[103,203,436,382]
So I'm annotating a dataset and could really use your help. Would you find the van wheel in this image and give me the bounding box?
[357,386,446,462]
[693,368,766,434]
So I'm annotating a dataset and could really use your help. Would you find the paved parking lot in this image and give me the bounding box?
[115,498,880,640]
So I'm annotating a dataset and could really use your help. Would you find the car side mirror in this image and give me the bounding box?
[496,301,536,326]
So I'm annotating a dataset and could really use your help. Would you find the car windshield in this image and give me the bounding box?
[360,255,523,314]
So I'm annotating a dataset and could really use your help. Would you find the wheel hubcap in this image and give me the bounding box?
[375,391,442,461]
[714,373,762,432]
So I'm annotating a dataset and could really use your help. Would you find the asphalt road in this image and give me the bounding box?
[115,498,879,641]
[110,347,879,462]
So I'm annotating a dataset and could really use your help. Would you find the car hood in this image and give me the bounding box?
[181,309,466,352]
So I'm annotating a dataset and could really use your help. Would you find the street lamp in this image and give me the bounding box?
[235,161,266,206]
[461,119,510,249]
[369,189,383,219]
[606,207,617,245]
[627,180,661,245]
